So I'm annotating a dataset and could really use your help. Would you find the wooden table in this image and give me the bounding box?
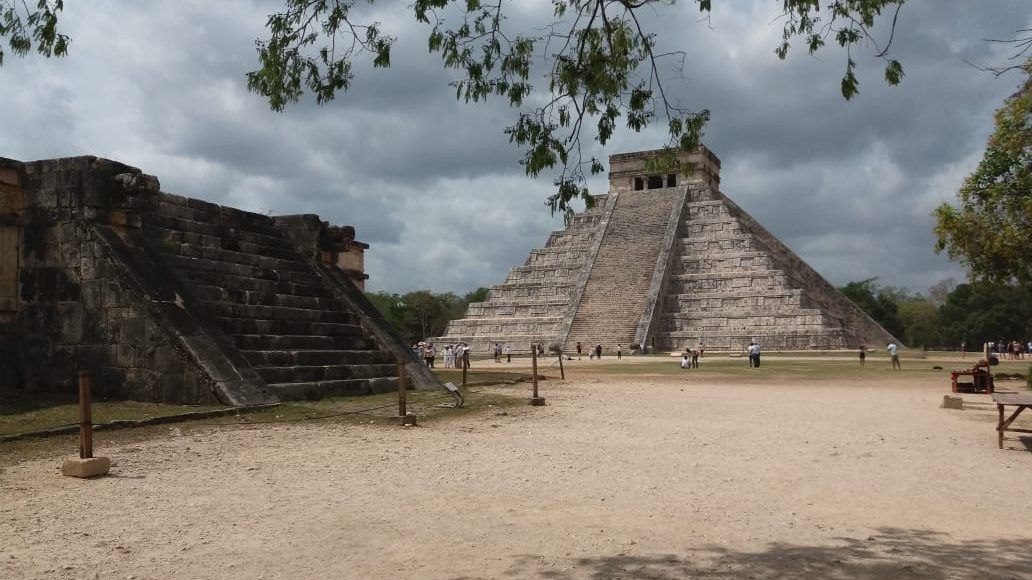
[992,392,1032,449]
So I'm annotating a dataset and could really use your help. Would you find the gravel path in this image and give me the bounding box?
[2,373,1030,580]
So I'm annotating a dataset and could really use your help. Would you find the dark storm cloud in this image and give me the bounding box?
[0,0,1028,295]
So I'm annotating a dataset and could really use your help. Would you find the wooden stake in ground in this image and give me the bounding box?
[79,370,94,459]
[398,362,415,426]
[558,349,565,380]
[530,343,545,406]
[61,371,110,478]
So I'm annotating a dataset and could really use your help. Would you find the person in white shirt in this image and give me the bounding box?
[887,342,901,370]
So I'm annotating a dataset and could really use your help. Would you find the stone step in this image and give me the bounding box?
[158,198,277,234]
[197,300,349,324]
[152,227,299,261]
[240,349,394,367]
[186,285,344,311]
[214,317,364,337]
[165,254,323,286]
[151,214,288,248]
[265,377,398,400]
[159,243,312,273]
[177,269,332,298]
[234,333,371,351]
[256,363,398,383]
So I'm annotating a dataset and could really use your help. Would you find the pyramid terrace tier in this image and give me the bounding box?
[463,297,572,319]
[675,251,781,274]
[669,270,794,293]
[661,288,816,311]
[478,281,577,302]
[653,330,860,351]
[524,246,592,267]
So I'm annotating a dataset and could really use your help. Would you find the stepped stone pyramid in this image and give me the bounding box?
[437,147,896,353]
[0,156,438,406]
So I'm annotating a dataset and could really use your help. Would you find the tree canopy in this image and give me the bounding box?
[934,61,1031,285]
[1,0,906,215]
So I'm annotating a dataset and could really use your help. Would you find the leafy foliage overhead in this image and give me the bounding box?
[934,60,1032,284]
[0,1,907,216]
[244,0,905,215]
[0,0,67,66]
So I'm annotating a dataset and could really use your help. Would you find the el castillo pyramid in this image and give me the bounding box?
[436,147,897,353]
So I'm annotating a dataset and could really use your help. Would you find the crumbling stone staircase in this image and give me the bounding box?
[147,195,400,401]
[0,155,437,405]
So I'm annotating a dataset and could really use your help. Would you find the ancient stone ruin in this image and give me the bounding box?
[437,147,897,353]
[0,156,438,406]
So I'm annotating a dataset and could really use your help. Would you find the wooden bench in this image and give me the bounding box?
[992,392,1032,449]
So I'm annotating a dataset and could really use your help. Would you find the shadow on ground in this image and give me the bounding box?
[455,528,1032,579]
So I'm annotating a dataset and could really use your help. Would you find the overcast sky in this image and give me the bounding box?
[1,1,1029,296]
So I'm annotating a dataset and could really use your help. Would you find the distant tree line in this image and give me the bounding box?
[839,278,1032,349]
[366,288,489,345]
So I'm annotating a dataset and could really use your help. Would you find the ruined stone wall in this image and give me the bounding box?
[0,157,217,403]
[0,155,427,405]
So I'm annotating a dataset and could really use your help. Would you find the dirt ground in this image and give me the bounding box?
[2,362,1031,580]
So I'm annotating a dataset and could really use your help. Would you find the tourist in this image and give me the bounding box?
[617,344,623,360]
[747,342,760,368]
[680,353,691,369]
[858,344,866,367]
[887,342,901,370]
[461,342,471,369]
[595,344,602,360]
[504,344,512,363]
[690,348,699,368]
[697,341,704,358]
[494,342,502,363]
[576,341,582,360]
[443,345,454,369]
[424,342,436,368]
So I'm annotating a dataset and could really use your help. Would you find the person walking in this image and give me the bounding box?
[887,342,901,370]
[576,341,582,360]
[617,344,623,360]
[595,344,602,360]
[691,347,699,368]
[858,344,867,367]
[504,344,512,363]
[746,342,756,367]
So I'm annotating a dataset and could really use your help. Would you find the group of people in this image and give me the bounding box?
[491,343,513,363]
[680,344,702,369]
[413,342,471,369]
[574,341,625,360]
[987,340,1032,360]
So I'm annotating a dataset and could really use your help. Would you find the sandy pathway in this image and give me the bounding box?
[2,375,1030,579]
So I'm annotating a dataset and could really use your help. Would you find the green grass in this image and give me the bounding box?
[0,370,532,441]
[0,399,227,437]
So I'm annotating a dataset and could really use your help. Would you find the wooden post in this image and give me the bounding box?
[78,370,93,459]
[558,350,565,380]
[461,355,468,389]
[397,362,407,418]
[530,343,545,405]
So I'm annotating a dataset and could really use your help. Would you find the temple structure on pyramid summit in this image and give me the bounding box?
[435,146,898,354]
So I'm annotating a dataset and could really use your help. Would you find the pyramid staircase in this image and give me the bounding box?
[564,186,683,350]
[435,196,612,353]
[141,194,405,400]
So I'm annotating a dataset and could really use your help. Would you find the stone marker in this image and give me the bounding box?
[61,456,111,478]
[942,395,964,410]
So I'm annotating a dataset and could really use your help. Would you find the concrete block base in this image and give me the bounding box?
[942,395,964,410]
[61,456,111,478]
[529,397,546,406]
